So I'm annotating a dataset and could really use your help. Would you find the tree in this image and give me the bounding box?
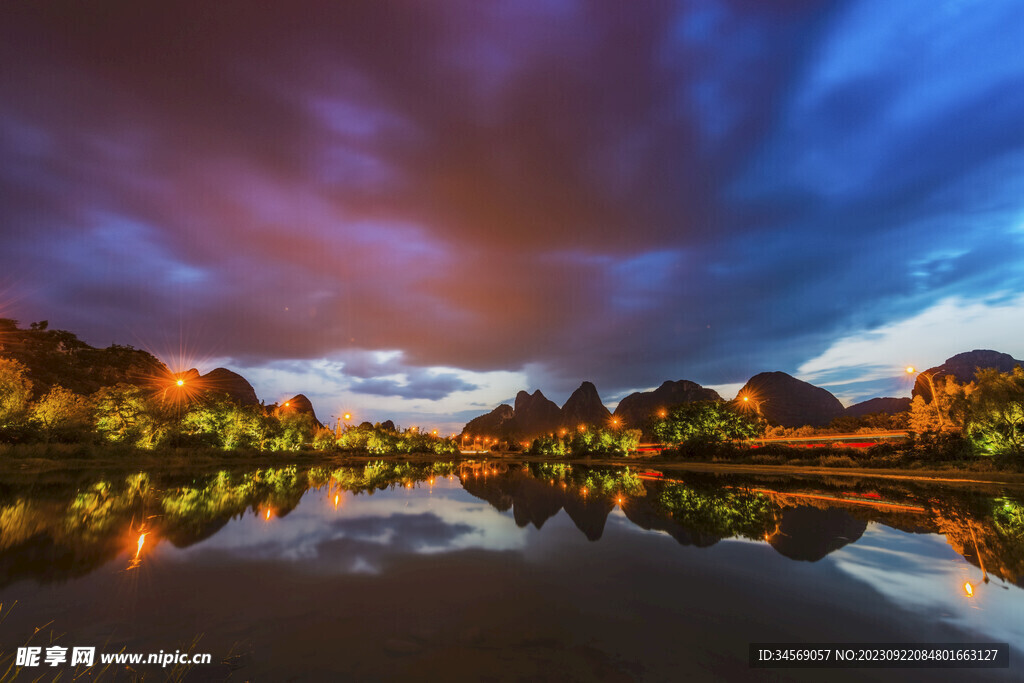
[652,401,762,445]
[0,357,33,426]
[92,383,162,446]
[909,375,972,434]
[964,367,1024,457]
[32,385,92,441]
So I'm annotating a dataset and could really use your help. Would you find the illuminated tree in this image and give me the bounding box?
[908,375,972,433]
[92,383,161,446]
[652,401,762,445]
[0,357,33,426]
[964,367,1024,456]
[31,385,92,440]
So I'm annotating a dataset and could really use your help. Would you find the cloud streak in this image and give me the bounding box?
[2,0,1023,421]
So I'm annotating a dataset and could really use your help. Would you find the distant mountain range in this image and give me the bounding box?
[4,319,1020,438]
[461,349,1024,439]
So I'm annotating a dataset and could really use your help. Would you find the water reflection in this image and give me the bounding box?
[2,460,1023,680]
[1,461,1022,588]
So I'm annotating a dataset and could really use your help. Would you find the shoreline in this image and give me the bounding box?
[1,446,1022,488]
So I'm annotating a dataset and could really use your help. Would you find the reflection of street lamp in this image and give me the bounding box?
[906,366,945,430]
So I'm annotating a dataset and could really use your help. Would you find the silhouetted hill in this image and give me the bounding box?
[844,397,911,418]
[613,380,722,433]
[462,404,514,439]
[278,394,319,424]
[768,507,867,562]
[737,372,844,427]
[560,381,611,429]
[912,350,1024,401]
[509,390,563,439]
[199,368,260,406]
[0,318,167,397]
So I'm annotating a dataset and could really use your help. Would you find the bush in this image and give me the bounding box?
[818,455,857,468]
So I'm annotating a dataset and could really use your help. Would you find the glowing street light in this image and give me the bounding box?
[343,413,352,421]
[176,379,185,387]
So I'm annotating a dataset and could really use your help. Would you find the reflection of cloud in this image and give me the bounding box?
[830,524,1024,650]
[171,485,525,574]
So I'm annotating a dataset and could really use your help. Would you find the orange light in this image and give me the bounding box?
[431,429,438,436]
[135,532,146,558]
[343,413,352,420]
[657,409,667,419]
[743,396,749,402]
[581,487,588,495]
[265,509,272,521]
[284,401,290,407]
[964,581,974,597]
[334,494,340,509]
[578,424,586,432]
[616,496,623,505]
[906,366,916,374]
[176,379,185,387]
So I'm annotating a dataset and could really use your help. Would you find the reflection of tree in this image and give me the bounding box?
[651,483,778,541]
[0,463,1022,588]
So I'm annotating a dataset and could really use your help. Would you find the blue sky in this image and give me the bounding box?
[1,0,1023,430]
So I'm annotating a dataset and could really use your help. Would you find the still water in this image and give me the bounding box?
[1,461,1022,681]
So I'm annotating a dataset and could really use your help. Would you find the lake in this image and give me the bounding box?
[0,461,1021,681]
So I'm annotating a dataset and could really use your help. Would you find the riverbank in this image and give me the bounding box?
[2,442,1023,487]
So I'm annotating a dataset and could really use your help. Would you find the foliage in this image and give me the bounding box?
[828,411,910,432]
[963,367,1024,457]
[0,318,165,397]
[577,467,645,497]
[528,427,641,456]
[30,385,93,441]
[993,498,1024,539]
[909,375,972,434]
[335,423,458,455]
[653,482,777,540]
[652,401,762,445]
[0,358,33,426]
[91,383,165,447]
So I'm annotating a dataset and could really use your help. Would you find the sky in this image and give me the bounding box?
[2,0,1024,431]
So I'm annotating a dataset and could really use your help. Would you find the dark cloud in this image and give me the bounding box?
[350,371,478,401]
[2,0,1023,405]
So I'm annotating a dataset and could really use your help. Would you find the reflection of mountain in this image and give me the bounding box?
[463,470,563,530]
[620,497,721,548]
[1,464,1022,588]
[563,494,614,542]
[461,469,615,540]
[768,507,867,562]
